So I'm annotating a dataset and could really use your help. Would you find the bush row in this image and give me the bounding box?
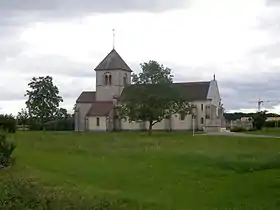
[28,118,74,131]
[0,176,126,210]
[265,120,280,128]
[45,118,74,131]
[0,114,16,133]
[230,127,257,132]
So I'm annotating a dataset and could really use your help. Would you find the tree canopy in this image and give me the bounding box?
[25,76,63,128]
[252,111,267,130]
[119,60,192,135]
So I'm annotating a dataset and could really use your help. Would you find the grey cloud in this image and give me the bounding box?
[266,0,280,6]
[219,72,280,111]
[0,71,95,104]
[168,61,280,112]
[0,0,188,17]
[0,54,100,78]
[252,42,280,59]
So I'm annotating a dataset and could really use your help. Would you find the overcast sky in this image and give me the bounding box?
[0,0,280,115]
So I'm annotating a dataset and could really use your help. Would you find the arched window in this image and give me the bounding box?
[201,117,204,124]
[104,75,108,85]
[104,73,112,86]
[108,75,112,85]
[96,117,100,126]
[180,112,185,121]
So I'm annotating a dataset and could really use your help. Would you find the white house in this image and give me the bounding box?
[74,48,225,132]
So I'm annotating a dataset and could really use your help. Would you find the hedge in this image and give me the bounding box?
[265,120,280,128]
[45,118,74,131]
[0,114,16,133]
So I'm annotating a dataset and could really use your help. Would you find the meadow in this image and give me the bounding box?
[1,131,280,209]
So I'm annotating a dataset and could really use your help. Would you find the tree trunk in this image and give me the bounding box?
[148,120,153,136]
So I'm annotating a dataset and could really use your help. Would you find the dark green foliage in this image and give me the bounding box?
[28,118,43,131]
[252,111,267,130]
[224,112,279,121]
[230,127,247,132]
[17,108,29,125]
[0,132,16,168]
[25,76,63,128]
[0,176,122,210]
[132,60,173,84]
[119,60,192,135]
[28,108,73,131]
[265,120,280,128]
[45,118,74,131]
[0,114,16,133]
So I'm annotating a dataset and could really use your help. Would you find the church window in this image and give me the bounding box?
[108,75,112,85]
[201,117,204,124]
[96,117,100,126]
[104,73,112,86]
[104,75,108,85]
[180,112,186,120]
[201,104,204,111]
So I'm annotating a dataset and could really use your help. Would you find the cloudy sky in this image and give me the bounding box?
[0,0,280,115]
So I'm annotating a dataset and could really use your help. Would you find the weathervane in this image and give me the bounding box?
[112,28,115,49]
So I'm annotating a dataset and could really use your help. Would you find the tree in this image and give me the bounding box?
[17,108,29,131]
[25,76,63,129]
[119,60,192,135]
[252,111,267,130]
[56,108,71,120]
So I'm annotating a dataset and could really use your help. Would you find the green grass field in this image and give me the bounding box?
[1,131,280,209]
[246,127,280,136]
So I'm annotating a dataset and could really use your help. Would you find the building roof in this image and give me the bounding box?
[94,49,132,72]
[173,81,210,101]
[121,81,211,102]
[86,101,114,116]
[76,91,96,103]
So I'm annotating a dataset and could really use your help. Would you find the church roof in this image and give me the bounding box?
[76,91,96,103]
[173,81,210,101]
[121,81,210,102]
[86,101,114,116]
[94,49,132,72]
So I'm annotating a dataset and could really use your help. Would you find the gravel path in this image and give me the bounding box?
[202,131,280,138]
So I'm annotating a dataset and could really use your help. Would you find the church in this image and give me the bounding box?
[74,48,225,132]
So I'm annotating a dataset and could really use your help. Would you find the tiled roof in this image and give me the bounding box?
[76,91,96,103]
[86,101,114,116]
[121,81,210,102]
[94,49,132,72]
[173,82,210,101]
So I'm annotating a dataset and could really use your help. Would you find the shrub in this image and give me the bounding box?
[265,120,280,128]
[45,118,74,131]
[252,111,267,130]
[0,132,16,169]
[28,118,43,131]
[230,127,246,132]
[0,114,16,133]
[248,128,257,132]
[0,176,124,210]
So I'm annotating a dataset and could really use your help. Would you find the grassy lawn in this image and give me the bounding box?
[245,127,280,136]
[1,131,280,209]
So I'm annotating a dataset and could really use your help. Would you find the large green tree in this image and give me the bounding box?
[252,111,267,130]
[25,76,63,129]
[119,60,192,135]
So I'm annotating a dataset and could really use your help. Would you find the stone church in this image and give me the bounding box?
[74,48,224,132]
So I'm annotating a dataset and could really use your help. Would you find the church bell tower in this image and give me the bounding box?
[94,48,132,101]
